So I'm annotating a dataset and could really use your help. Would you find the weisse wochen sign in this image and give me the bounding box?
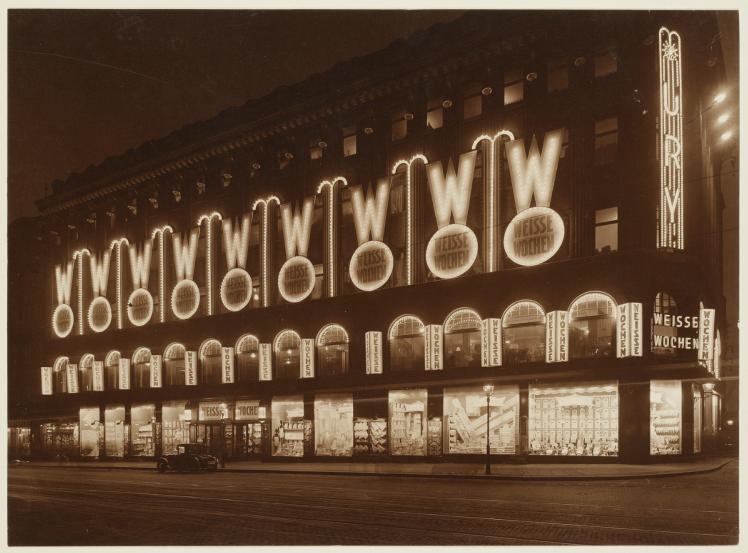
[545,310,568,363]
[185,351,197,385]
[617,303,643,358]
[41,367,53,396]
[278,198,316,303]
[365,331,383,374]
[481,318,502,367]
[349,179,394,291]
[171,229,200,319]
[127,288,153,327]
[221,215,253,311]
[93,361,104,391]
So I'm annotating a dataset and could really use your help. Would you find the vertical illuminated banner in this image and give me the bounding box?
[221,347,235,384]
[658,27,684,250]
[109,238,129,329]
[424,324,443,371]
[52,260,75,338]
[185,351,197,385]
[118,358,130,390]
[151,226,173,323]
[127,239,154,327]
[546,311,568,363]
[481,318,502,367]
[349,179,394,291]
[259,343,273,381]
[150,355,162,388]
[66,364,79,393]
[617,303,643,358]
[317,177,347,298]
[221,215,253,312]
[41,367,53,396]
[617,303,630,358]
[87,251,112,332]
[93,361,104,391]
[365,331,383,374]
[278,198,316,303]
[251,196,280,308]
[392,155,428,286]
[698,308,715,361]
[72,249,90,336]
[301,339,315,378]
[198,212,223,316]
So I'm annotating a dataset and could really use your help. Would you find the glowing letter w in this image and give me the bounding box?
[55,261,75,305]
[351,178,390,244]
[222,214,251,270]
[128,240,152,289]
[89,251,111,296]
[172,228,200,281]
[280,198,314,258]
[426,150,477,227]
[506,128,564,212]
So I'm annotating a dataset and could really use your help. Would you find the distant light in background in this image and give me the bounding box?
[713,91,726,104]
[720,130,733,142]
[717,113,729,125]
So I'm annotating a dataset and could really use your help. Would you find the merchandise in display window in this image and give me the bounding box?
[79,407,101,457]
[130,403,156,456]
[8,427,31,458]
[353,418,387,455]
[162,401,190,455]
[529,383,619,456]
[427,417,443,456]
[314,394,353,456]
[388,389,427,455]
[40,422,79,458]
[650,380,682,455]
[235,422,264,456]
[444,386,519,454]
[271,396,305,457]
[105,405,126,456]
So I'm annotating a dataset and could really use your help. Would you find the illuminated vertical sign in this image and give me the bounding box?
[618,303,643,358]
[658,27,684,250]
[259,343,273,381]
[349,179,394,291]
[110,238,129,329]
[278,198,316,303]
[424,324,443,371]
[66,364,79,393]
[185,351,197,386]
[128,240,154,327]
[698,308,715,361]
[221,347,235,384]
[93,361,104,391]
[41,367,53,396]
[252,196,280,308]
[150,355,162,388]
[171,228,201,319]
[52,260,76,338]
[88,251,112,332]
[365,331,383,374]
[151,226,172,323]
[481,318,502,367]
[546,311,568,363]
[301,339,315,378]
[118,358,130,390]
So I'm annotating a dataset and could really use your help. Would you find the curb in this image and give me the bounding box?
[10,459,732,481]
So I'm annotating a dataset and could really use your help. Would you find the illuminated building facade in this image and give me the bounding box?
[9,12,731,462]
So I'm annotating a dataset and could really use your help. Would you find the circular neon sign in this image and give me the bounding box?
[220,268,252,312]
[349,241,393,292]
[88,296,112,333]
[503,206,565,267]
[278,255,315,303]
[127,288,154,326]
[425,223,478,279]
[52,304,74,338]
[171,279,200,319]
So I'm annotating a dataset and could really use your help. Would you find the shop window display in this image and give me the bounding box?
[388,389,428,455]
[271,396,305,457]
[444,386,519,454]
[40,421,79,458]
[314,394,353,456]
[529,383,619,456]
[130,403,156,456]
[502,301,545,364]
[316,324,349,376]
[427,417,443,456]
[162,400,190,455]
[8,427,31,458]
[79,407,100,457]
[569,292,616,359]
[164,343,186,386]
[443,308,482,369]
[650,380,682,455]
[105,405,126,456]
[388,315,425,372]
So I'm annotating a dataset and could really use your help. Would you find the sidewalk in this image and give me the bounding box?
[10,456,734,480]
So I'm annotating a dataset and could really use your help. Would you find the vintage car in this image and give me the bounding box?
[156,443,219,472]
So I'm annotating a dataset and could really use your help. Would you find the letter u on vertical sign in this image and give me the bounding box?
[221,347,235,383]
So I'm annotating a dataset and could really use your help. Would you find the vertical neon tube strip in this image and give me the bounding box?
[115,242,123,328]
[73,249,89,335]
[392,156,427,286]
[150,226,172,323]
[197,213,222,316]
[252,197,279,308]
[317,177,347,298]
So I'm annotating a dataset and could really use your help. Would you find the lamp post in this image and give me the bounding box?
[483,384,494,475]
[219,402,227,468]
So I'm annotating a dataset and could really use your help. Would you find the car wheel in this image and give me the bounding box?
[157,461,168,473]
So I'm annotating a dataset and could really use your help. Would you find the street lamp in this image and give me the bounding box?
[483,384,494,475]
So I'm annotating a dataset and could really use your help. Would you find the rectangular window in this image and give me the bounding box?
[463,84,482,119]
[130,403,155,457]
[426,98,443,130]
[594,206,618,253]
[105,404,125,456]
[79,407,100,458]
[389,389,428,455]
[162,400,190,455]
[309,145,323,160]
[343,126,357,157]
[314,393,353,456]
[594,49,618,78]
[650,380,682,455]
[271,395,305,457]
[391,110,407,141]
[504,68,524,105]
[594,117,618,165]
[529,382,619,456]
[547,57,569,92]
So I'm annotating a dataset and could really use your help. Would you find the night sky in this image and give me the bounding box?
[8,10,462,221]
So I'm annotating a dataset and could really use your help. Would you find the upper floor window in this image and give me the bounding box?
[594,117,618,166]
[595,207,619,253]
[502,301,546,364]
[392,109,408,141]
[236,334,260,382]
[274,330,301,380]
[53,356,69,394]
[131,347,151,390]
[569,292,617,359]
[547,57,569,92]
[163,342,185,387]
[79,353,95,392]
[309,144,323,161]
[504,68,524,105]
[594,49,617,78]
[426,98,443,130]
[343,126,357,157]
[104,350,120,391]
[463,84,483,120]
[388,315,425,372]
[198,339,221,385]
[316,324,349,376]
[443,308,481,368]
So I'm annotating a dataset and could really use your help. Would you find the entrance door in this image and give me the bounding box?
[234,423,264,458]
[190,423,224,456]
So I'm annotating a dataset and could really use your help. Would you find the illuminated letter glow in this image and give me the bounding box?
[128,240,152,289]
[350,178,390,244]
[222,214,252,269]
[280,198,314,259]
[505,128,563,212]
[426,150,477,227]
[172,228,200,281]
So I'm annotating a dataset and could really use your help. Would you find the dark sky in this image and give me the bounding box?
[8,10,463,221]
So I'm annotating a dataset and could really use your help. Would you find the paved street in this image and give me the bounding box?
[8,461,738,545]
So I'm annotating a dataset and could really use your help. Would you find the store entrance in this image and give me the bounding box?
[190,423,225,457]
[233,422,265,458]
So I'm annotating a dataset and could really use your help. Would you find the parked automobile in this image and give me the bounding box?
[156,443,219,472]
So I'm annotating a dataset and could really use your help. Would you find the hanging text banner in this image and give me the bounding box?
[698,308,716,361]
[150,354,162,388]
[545,311,568,363]
[617,303,643,358]
[425,324,443,371]
[118,358,130,390]
[221,347,235,384]
[259,343,273,381]
[185,351,197,385]
[41,367,53,396]
[365,331,383,374]
[301,339,315,378]
[481,318,502,367]
[93,361,104,391]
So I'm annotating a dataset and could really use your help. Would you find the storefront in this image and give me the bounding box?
[650,380,682,455]
[314,394,353,456]
[271,396,307,457]
[388,389,428,456]
[104,405,126,457]
[162,400,190,455]
[8,426,31,459]
[79,407,101,458]
[130,403,156,457]
[191,400,231,457]
[234,399,266,457]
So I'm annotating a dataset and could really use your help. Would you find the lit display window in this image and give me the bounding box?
[388,315,425,372]
[389,389,427,456]
[569,291,617,359]
[443,386,519,454]
[504,67,524,105]
[104,351,120,391]
[271,395,306,457]
[529,382,619,456]
[426,98,443,130]
[162,400,190,455]
[79,353,95,392]
[443,308,481,369]
[130,403,156,457]
[131,347,151,390]
[314,393,353,456]
[652,292,678,357]
[343,126,357,157]
[79,407,100,458]
[650,380,682,455]
[502,300,546,364]
[594,206,619,254]
[53,356,69,394]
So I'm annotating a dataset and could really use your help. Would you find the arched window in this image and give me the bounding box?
[274,330,301,380]
[388,315,425,372]
[569,291,617,359]
[79,354,95,392]
[199,339,222,385]
[502,301,546,364]
[164,343,186,386]
[443,308,481,369]
[131,347,151,389]
[104,350,120,390]
[652,292,678,357]
[316,324,349,376]
[52,356,69,394]
[235,334,259,382]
